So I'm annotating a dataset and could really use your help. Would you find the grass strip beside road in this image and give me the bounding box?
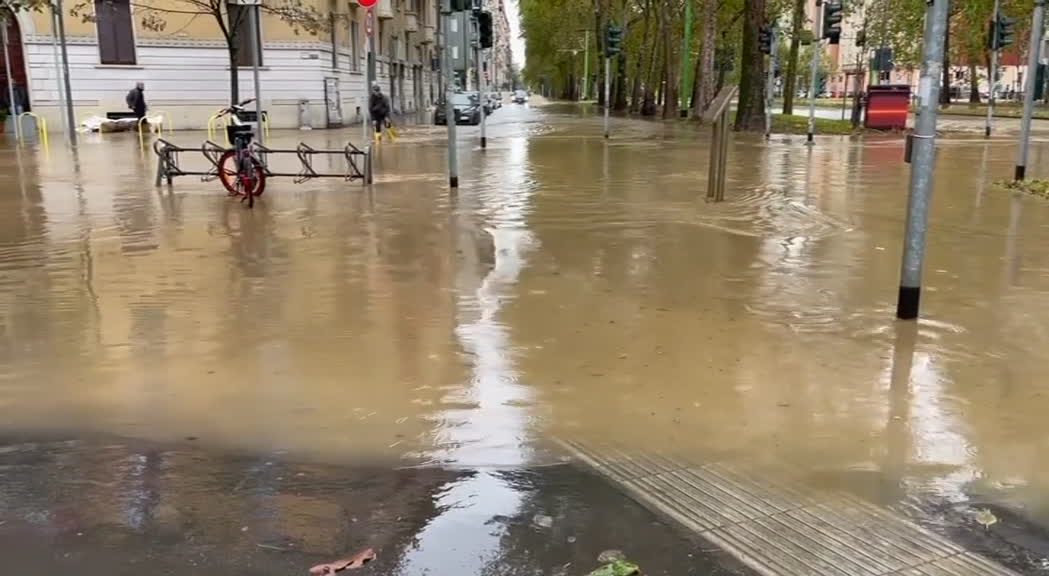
[772,114,863,135]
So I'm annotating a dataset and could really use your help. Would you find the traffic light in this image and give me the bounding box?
[822,0,843,44]
[477,10,493,49]
[605,24,623,56]
[997,15,1016,48]
[758,25,772,54]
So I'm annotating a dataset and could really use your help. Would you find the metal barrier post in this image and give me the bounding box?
[155,144,168,186]
[702,85,737,202]
[364,144,373,185]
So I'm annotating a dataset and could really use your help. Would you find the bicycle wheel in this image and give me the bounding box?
[217,150,240,195]
[234,161,266,208]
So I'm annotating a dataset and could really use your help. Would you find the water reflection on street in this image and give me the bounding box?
[2,102,1049,553]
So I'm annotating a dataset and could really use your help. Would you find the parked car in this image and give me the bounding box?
[513,89,528,104]
[434,92,483,126]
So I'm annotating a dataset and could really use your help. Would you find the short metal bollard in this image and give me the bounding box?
[702,85,737,202]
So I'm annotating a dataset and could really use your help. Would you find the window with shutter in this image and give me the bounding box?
[228,4,262,67]
[95,0,136,65]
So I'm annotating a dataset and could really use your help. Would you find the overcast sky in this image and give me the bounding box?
[507,0,525,66]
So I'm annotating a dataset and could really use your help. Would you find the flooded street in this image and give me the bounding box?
[3,101,1049,572]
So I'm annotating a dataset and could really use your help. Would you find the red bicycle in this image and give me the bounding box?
[214,99,266,207]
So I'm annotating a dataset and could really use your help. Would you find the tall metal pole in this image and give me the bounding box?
[49,6,67,136]
[250,4,264,143]
[367,8,376,141]
[896,0,950,320]
[984,0,1001,138]
[1014,0,1045,181]
[679,0,693,114]
[55,0,76,146]
[583,30,590,100]
[1,19,21,143]
[443,0,458,188]
[807,0,822,144]
[765,25,777,138]
[603,56,610,138]
[478,42,486,148]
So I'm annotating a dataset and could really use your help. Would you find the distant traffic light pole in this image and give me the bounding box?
[760,24,776,138]
[807,0,822,143]
[1014,0,1045,181]
[443,0,459,188]
[604,24,622,138]
[984,0,1002,138]
[896,0,950,320]
[476,10,493,149]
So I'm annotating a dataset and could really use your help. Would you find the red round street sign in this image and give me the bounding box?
[358,0,377,7]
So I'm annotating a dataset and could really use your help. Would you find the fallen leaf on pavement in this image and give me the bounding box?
[309,548,377,575]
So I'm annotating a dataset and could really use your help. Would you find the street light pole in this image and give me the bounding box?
[807,0,822,144]
[583,30,590,100]
[249,3,264,143]
[442,0,458,188]
[1014,0,1045,181]
[54,0,76,146]
[984,0,1001,138]
[765,24,777,138]
[1,17,21,143]
[896,0,950,320]
[603,55,610,138]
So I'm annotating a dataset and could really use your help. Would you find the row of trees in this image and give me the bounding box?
[520,0,1039,131]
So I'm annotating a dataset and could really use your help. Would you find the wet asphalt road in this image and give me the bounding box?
[0,434,748,576]
[3,99,1049,573]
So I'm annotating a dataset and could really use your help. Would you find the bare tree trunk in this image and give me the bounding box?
[631,0,652,112]
[642,5,661,116]
[596,0,606,107]
[229,44,240,104]
[734,0,766,130]
[660,0,678,118]
[782,0,805,115]
[692,0,717,117]
[968,59,980,103]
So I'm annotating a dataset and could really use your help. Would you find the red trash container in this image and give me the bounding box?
[864,84,911,130]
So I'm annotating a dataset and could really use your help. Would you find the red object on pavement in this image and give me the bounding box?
[358,0,377,7]
[864,84,911,131]
[309,548,377,575]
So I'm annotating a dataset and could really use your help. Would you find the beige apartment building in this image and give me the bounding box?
[1,0,454,131]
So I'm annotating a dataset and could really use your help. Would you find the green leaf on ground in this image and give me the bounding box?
[586,559,641,576]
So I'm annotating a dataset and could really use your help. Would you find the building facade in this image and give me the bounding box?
[3,0,446,131]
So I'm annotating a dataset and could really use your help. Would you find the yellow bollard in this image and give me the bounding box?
[207,113,230,145]
[17,112,48,151]
[261,112,270,141]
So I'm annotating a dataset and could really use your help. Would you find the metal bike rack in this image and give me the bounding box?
[153,138,373,188]
[702,85,737,203]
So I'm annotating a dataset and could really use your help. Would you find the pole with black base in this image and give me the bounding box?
[442,0,459,188]
[806,0,821,144]
[1014,0,1044,181]
[896,0,949,320]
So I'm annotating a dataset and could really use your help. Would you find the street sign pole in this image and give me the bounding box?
[479,48,487,148]
[250,3,264,143]
[442,0,458,188]
[896,0,949,320]
[765,25,777,138]
[583,30,589,100]
[54,0,76,146]
[603,56,610,138]
[364,6,374,144]
[1,18,21,143]
[807,0,822,144]
[985,0,1001,138]
[1015,0,1045,181]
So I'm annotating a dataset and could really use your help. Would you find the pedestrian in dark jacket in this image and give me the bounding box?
[127,82,147,119]
[368,83,390,138]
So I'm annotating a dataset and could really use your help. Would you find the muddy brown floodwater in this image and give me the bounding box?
[2,104,1049,542]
